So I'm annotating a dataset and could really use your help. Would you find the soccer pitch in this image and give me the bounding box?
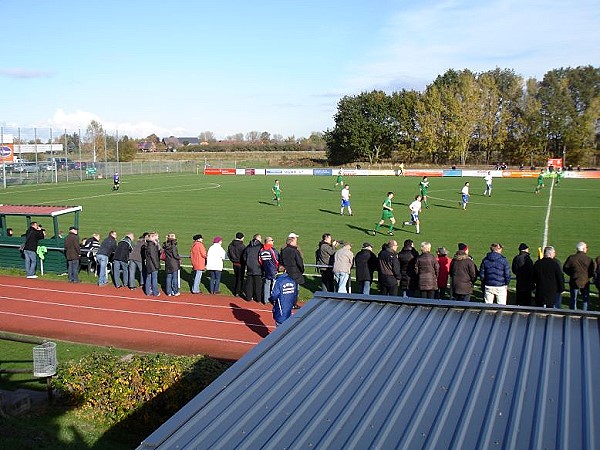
[1,173,598,301]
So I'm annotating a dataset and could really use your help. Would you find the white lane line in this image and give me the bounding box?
[0,311,258,345]
[0,295,270,330]
[542,179,555,248]
[0,283,268,314]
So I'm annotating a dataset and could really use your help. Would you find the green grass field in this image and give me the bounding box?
[1,173,598,302]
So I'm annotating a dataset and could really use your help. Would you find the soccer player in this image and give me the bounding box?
[113,172,120,190]
[556,167,564,186]
[397,162,405,176]
[340,184,353,216]
[419,176,430,208]
[370,192,395,236]
[483,171,493,196]
[534,168,545,194]
[403,195,422,234]
[272,179,281,206]
[334,169,343,188]
[459,182,470,210]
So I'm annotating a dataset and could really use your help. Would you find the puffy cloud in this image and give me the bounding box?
[46,109,176,138]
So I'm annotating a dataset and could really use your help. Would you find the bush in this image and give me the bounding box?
[54,350,230,431]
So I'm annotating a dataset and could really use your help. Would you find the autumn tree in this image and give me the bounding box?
[325,90,402,165]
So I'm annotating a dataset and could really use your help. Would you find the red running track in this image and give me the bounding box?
[0,275,275,360]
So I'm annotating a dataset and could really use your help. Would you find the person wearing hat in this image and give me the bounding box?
[190,234,207,294]
[449,243,478,301]
[64,226,81,283]
[227,232,245,297]
[259,236,280,304]
[398,239,419,298]
[355,242,378,295]
[436,247,451,299]
[511,243,535,306]
[206,236,226,294]
[279,233,304,307]
[241,234,263,302]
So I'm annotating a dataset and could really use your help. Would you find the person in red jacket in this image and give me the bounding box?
[190,234,207,294]
[436,247,451,299]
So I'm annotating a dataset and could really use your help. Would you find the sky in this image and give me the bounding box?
[1,0,598,140]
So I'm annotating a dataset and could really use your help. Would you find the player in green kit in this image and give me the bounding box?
[334,169,343,188]
[534,169,545,194]
[555,167,564,186]
[272,179,281,206]
[369,192,396,236]
[419,176,430,208]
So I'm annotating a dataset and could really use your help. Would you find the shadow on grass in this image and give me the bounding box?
[258,201,278,207]
[318,208,342,216]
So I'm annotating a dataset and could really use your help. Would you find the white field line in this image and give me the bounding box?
[542,178,555,248]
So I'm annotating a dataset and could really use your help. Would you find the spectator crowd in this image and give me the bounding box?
[14,220,600,325]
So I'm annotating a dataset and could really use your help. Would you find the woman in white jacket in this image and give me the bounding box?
[206,236,226,294]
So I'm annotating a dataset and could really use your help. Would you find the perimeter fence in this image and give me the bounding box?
[0,126,204,187]
[0,160,201,188]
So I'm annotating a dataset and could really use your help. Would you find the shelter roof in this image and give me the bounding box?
[0,205,82,217]
[139,293,600,450]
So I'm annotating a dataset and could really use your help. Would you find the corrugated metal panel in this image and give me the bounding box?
[138,293,600,450]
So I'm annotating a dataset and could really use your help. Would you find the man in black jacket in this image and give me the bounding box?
[23,222,45,278]
[97,231,117,286]
[512,243,535,306]
[378,240,401,295]
[355,242,378,295]
[533,246,564,308]
[397,239,419,298]
[280,233,305,308]
[227,232,245,296]
[242,234,263,302]
[316,233,337,291]
[113,233,134,288]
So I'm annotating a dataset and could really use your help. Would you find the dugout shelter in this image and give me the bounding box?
[0,204,82,273]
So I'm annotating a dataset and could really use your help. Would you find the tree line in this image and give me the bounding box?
[325,66,600,167]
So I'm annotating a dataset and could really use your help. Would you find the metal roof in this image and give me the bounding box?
[138,293,600,450]
[0,205,82,216]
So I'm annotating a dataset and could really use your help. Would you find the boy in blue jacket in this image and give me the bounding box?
[270,265,298,327]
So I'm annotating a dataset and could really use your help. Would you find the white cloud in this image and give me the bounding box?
[344,0,600,91]
[44,109,176,138]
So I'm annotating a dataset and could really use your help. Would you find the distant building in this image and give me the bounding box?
[137,141,157,152]
[161,136,200,150]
